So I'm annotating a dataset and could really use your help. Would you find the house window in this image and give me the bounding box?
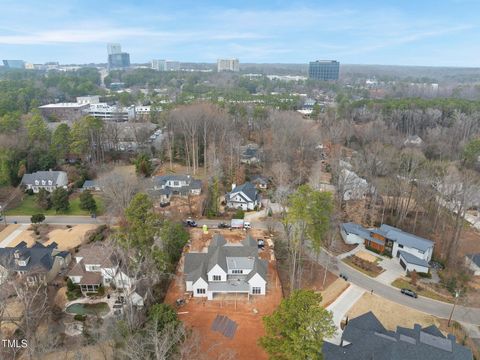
[196,288,206,294]
[398,244,404,249]
[213,275,221,281]
[252,287,261,294]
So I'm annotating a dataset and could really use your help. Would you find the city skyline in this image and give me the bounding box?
[0,0,479,67]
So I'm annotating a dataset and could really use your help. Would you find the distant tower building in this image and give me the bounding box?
[107,43,130,70]
[308,60,339,81]
[107,43,122,55]
[2,60,25,69]
[217,58,240,72]
[151,59,166,71]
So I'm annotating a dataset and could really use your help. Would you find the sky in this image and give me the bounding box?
[0,0,479,67]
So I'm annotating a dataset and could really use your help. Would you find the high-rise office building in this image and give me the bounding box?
[308,60,340,81]
[217,58,240,72]
[152,59,181,71]
[2,60,25,69]
[107,43,122,55]
[107,43,130,70]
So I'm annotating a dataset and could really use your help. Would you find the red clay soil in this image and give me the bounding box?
[165,229,283,360]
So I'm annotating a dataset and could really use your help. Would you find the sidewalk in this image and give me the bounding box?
[326,284,365,345]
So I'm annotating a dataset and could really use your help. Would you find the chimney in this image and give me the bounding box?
[14,250,20,259]
[232,183,236,191]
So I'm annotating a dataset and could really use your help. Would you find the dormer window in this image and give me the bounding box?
[17,257,30,267]
[48,180,52,185]
[41,180,46,185]
[35,180,39,185]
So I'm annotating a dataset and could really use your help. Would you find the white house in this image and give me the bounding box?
[184,235,267,300]
[465,254,480,276]
[21,170,68,193]
[225,182,260,211]
[153,175,202,196]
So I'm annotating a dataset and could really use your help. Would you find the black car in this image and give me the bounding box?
[400,288,418,298]
[218,222,230,229]
[184,219,198,227]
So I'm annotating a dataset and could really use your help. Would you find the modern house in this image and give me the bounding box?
[21,170,68,193]
[153,175,202,205]
[465,254,480,276]
[225,182,260,211]
[184,235,267,300]
[0,241,70,285]
[323,312,473,360]
[67,245,132,294]
[341,223,434,273]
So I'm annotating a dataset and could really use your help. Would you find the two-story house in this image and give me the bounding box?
[153,175,202,205]
[21,170,68,193]
[0,241,70,285]
[67,245,132,294]
[341,223,434,273]
[225,182,260,211]
[184,235,267,300]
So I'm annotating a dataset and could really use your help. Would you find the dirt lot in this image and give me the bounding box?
[4,224,97,250]
[164,228,283,360]
[356,250,379,263]
[0,224,21,242]
[156,195,205,219]
[347,292,440,330]
[320,278,349,307]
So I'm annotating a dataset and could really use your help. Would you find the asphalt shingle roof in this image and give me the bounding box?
[399,251,430,268]
[0,241,61,274]
[21,171,67,187]
[466,253,480,267]
[227,182,258,203]
[323,312,473,360]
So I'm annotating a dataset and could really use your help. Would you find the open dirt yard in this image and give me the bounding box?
[164,229,283,360]
[3,224,97,250]
[355,250,379,263]
[347,292,440,330]
[43,224,98,250]
[0,224,20,242]
[320,278,350,307]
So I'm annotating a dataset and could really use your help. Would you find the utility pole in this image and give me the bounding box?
[0,204,6,226]
[447,290,460,327]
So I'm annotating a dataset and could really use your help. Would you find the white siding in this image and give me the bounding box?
[186,280,193,291]
[400,254,429,274]
[340,228,364,245]
[192,278,208,298]
[392,243,432,262]
[248,273,266,295]
[207,264,227,282]
[69,275,82,284]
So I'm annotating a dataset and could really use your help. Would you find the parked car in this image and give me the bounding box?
[257,239,265,249]
[184,219,198,227]
[400,288,418,298]
[218,222,230,229]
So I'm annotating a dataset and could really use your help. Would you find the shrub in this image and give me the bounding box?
[74,314,87,322]
[97,285,105,297]
[233,208,245,219]
[30,213,45,224]
[26,189,34,196]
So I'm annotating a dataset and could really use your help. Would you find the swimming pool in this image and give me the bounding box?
[65,302,110,316]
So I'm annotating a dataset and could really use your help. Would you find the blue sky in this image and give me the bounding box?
[0,0,479,66]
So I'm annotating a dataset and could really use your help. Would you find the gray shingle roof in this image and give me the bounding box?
[466,253,480,267]
[227,182,258,203]
[184,235,265,284]
[21,170,68,187]
[323,312,473,360]
[399,251,430,268]
[0,241,61,274]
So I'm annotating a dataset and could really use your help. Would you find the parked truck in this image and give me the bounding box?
[230,219,251,230]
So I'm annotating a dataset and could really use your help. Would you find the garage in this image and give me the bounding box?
[399,251,430,274]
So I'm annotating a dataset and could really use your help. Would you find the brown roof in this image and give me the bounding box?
[76,245,114,267]
[67,260,85,277]
[79,271,102,285]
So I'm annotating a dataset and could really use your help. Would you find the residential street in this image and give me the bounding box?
[4,214,480,337]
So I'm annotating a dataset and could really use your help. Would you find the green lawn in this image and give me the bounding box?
[391,278,453,303]
[6,194,105,216]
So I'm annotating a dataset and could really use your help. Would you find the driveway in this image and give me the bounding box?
[326,284,365,345]
[0,224,28,248]
[374,254,405,285]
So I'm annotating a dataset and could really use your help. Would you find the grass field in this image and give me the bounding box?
[6,194,105,216]
[391,278,453,303]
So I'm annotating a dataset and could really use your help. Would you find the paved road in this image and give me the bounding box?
[314,249,480,334]
[4,215,108,225]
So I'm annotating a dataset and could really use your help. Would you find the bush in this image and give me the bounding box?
[31,213,45,224]
[97,285,105,297]
[88,225,109,243]
[74,314,87,322]
[233,209,245,219]
[66,279,82,300]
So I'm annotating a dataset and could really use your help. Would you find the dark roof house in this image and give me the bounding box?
[323,312,473,360]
